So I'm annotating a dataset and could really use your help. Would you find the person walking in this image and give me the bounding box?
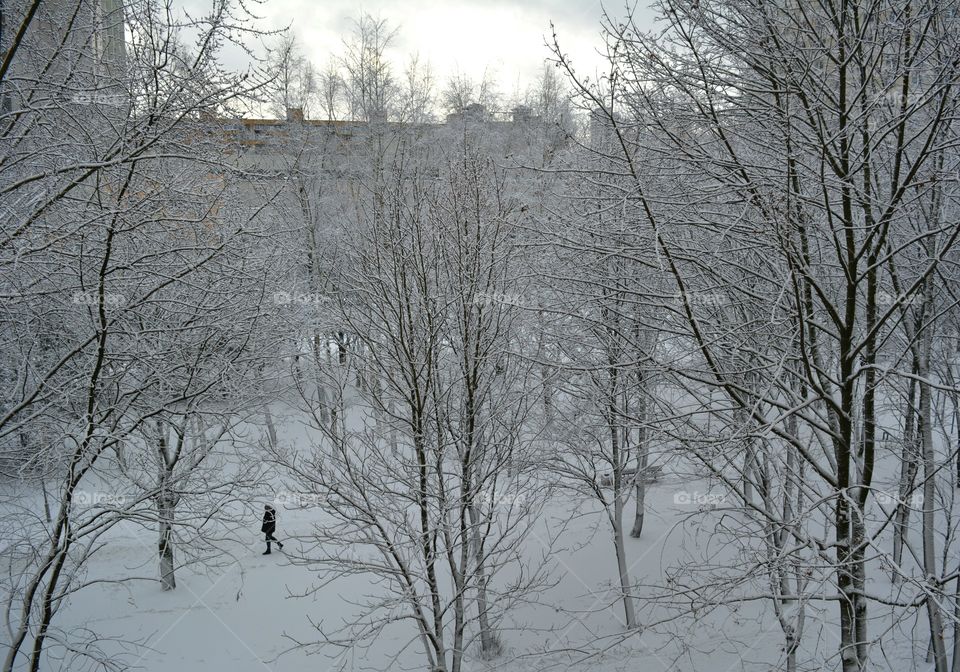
[261,503,284,554]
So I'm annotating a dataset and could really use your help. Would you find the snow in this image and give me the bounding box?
[3,471,755,671]
[0,396,947,672]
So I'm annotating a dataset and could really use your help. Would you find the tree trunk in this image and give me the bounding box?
[612,500,636,629]
[785,632,797,672]
[330,406,339,442]
[606,365,636,628]
[158,490,177,591]
[543,363,554,425]
[951,571,960,672]
[893,358,920,583]
[355,343,366,391]
[311,331,330,425]
[919,315,949,671]
[630,397,648,538]
[836,495,860,672]
[851,514,868,666]
[630,481,646,539]
[40,480,52,525]
[387,399,398,455]
[468,502,500,657]
[264,406,278,449]
[735,407,757,507]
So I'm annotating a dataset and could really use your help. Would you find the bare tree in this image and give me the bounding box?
[317,58,345,120]
[273,128,553,670]
[398,53,435,123]
[340,13,397,122]
[440,68,501,117]
[550,0,960,668]
[265,33,318,119]
[0,0,271,667]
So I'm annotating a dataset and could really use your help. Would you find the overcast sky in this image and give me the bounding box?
[238,1,656,107]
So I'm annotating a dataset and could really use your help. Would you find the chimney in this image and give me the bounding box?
[286,107,304,122]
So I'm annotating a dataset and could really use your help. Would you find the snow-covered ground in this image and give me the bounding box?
[2,395,947,672]
[45,475,737,672]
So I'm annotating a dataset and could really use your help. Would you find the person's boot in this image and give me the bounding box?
[263,542,271,555]
[278,541,284,550]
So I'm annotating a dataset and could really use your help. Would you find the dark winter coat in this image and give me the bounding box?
[261,507,276,534]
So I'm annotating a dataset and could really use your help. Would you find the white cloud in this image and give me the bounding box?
[202,0,656,116]
[261,0,651,105]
